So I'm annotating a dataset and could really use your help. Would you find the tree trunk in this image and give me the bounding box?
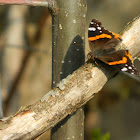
[51,0,87,139]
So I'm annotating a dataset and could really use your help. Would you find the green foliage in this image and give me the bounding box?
[92,129,110,140]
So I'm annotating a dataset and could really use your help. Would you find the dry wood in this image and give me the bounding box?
[0,0,57,14]
[0,15,140,140]
[0,0,54,7]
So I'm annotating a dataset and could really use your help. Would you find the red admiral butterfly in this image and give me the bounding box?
[88,19,139,75]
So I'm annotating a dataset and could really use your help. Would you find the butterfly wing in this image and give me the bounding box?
[98,50,139,75]
[88,19,122,57]
[88,19,139,75]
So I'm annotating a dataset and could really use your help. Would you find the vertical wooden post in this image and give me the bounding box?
[51,0,86,139]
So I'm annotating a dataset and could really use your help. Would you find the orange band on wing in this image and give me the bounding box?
[88,34,112,41]
[111,32,122,40]
[108,57,127,65]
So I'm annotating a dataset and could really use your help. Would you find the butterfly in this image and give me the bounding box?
[88,19,139,75]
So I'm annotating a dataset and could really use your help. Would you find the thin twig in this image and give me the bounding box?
[0,0,57,13]
[0,0,54,7]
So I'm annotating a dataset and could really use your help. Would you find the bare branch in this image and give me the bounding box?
[0,0,56,10]
[0,15,140,140]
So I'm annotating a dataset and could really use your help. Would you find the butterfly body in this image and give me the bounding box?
[88,19,139,75]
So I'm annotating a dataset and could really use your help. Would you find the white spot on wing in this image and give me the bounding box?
[128,66,132,69]
[131,72,134,74]
[90,22,94,24]
[88,27,96,31]
[97,27,101,30]
[121,67,128,71]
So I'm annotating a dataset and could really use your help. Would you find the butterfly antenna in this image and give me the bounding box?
[74,41,82,48]
[74,41,91,59]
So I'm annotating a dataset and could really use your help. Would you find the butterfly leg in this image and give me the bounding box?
[87,52,102,68]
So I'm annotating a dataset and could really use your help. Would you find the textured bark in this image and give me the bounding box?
[120,16,140,58]
[51,0,86,140]
[0,61,117,140]
[0,15,139,140]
